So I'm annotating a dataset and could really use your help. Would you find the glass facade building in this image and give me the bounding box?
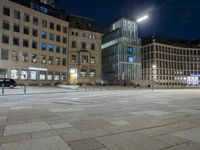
[101,18,141,84]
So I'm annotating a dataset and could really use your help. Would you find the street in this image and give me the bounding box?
[0,89,200,150]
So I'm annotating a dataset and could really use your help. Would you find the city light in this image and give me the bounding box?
[137,15,149,23]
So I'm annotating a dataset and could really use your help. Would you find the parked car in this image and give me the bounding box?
[0,78,17,88]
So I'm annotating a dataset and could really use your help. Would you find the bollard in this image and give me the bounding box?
[24,84,27,94]
[2,83,4,95]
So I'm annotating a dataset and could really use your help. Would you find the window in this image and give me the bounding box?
[61,72,66,80]
[63,37,67,43]
[82,42,86,49]
[49,33,54,41]
[13,37,19,46]
[3,7,10,16]
[33,17,38,25]
[72,55,76,63]
[56,35,60,42]
[50,22,54,30]
[82,55,88,63]
[1,49,9,60]
[55,72,60,80]
[80,69,87,77]
[48,56,53,65]
[40,71,46,80]
[57,25,61,32]
[41,43,47,50]
[63,27,67,33]
[30,70,36,80]
[62,58,66,66]
[42,19,47,28]
[49,45,54,52]
[14,10,20,19]
[32,41,37,49]
[56,58,60,65]
[91,57,95,64]
[23,26,29,34]
[12,51,19,61]
[32,54,37,63]
[32,29,38,37]
[72,41,76,48]
[14,24,20,32]
[91,44,95,50]
[22,52,29,62]
[42,31,47,39]
[72,32,78,36]
[2,34,9,44]
[62,48,67,54]
[11,69,18,79]
[41,55,46,64]
[56,46,60,53]
[21,70,28,80]
[23,39,29,47]
[24,13,30,22]
[3,20,9,30]
[90,70,96,77]
[48,72,53,80]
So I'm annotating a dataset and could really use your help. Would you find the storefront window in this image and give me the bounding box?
[55,72,60,81]
[40,71,46,80]
[21,70,28,80]
[61,72,66,80]
[48,71,53,80]
[11,69,18,79]
[30,70,36,80]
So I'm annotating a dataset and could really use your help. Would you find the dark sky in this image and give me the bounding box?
[57,0,200,39]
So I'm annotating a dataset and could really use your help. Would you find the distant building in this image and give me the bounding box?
[0,0,102,85]
[142,36,200,86]
[67,15,102,85]
[101,18,141,84]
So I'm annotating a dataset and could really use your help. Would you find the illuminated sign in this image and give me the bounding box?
[29,67,47,71]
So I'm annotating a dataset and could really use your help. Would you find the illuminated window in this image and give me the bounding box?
[41,43,46,50]
[11,69,18,79]
[49,44,54,52]
[21,70,28,80]
[42,31,47,39]
[12,51,19,61]
[22,52,29,62]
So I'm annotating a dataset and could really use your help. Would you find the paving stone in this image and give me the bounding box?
[71,119,112,131]
[68,138,104,150]
[0,133,31,144]
[165,142,200,150]
[154,134,188,146]
[129,110,170,116]
[96,131,169,150]
[31,127,79,139]
[171,127,200,143]
[0,136,72,150]
[4,122,51,136]
[0,117,7,120]
[10,106,33,110]
[110,120,130,126]
[61,129,110,142]
[50,122,72,129]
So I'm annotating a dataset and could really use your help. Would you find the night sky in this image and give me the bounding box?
[57,0,200,39]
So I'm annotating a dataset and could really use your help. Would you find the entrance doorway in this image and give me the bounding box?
[69,68,77,84]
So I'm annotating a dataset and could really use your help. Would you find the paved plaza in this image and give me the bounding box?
[0,88,200,150]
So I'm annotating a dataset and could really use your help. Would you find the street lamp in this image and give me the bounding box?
[136,15,149,23]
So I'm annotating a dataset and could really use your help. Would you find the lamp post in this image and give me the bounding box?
[136,15,149,23]
[152,64,156,91]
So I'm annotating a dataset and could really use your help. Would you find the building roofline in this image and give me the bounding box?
[142,35,200,48]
